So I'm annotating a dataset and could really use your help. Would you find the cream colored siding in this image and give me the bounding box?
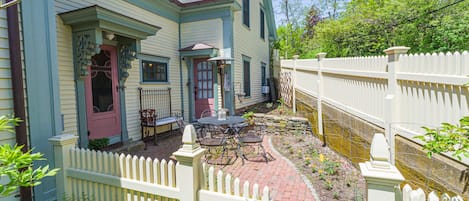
[55,0,184,141]
[0,8,16,147]
[56,16,77,135]
[233,0,270,108]
[181,19,223,48]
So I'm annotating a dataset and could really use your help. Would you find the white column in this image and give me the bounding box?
[173,125,206,201]
[383,46,409,164]
[48,134,78,200]
[292,55,299,113]
[359,133,405,201]
[316,53,327,136]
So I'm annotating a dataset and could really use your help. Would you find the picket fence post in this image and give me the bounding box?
[292,55,299,113]
[383,46,410,165]
[316,53,327,137]
[173,125,206,201]
[359,133,405,201]
[48,134,78,200]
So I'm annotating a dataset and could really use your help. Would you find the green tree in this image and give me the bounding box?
[306,0,469,57]
[0,115,59,197]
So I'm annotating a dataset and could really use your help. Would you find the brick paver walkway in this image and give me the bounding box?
[132,133,318,201]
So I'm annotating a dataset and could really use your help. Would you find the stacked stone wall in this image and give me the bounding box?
[294,90,468,199]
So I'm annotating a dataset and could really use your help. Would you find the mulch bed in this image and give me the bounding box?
[246,102,366,201]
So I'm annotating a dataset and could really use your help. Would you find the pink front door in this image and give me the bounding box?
[194,58,215,118]
[85,45,121,139]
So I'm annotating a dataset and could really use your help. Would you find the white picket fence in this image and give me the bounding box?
[199,164,270,201]
[280,47,469,164]
[397,184,463,201]
[66,148,178,201]
[359,133,465,201]
[49,125,270,201]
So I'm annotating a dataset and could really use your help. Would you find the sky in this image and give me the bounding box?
[272,0,315,27]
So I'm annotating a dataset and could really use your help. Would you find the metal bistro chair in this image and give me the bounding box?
[198,124,229,165]
[237,116,268,164]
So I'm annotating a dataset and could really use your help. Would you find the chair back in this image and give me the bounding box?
[200,109,216,118]
[140,109,156,126]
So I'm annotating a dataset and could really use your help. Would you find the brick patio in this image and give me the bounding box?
[130,131,318,201]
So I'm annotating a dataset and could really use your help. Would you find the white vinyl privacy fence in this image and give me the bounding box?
[360,133,464,201]
[281,46,469,164]
[49,125,270,201]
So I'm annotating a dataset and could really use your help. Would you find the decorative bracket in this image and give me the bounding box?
[118,40,137,81]
[73,31,100,79]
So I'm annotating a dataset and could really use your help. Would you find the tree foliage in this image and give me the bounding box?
[275,0,469,58]
[0,115,59,197]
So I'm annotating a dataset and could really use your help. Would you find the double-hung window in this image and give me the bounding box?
[139,54,169,83]
[243,0,250,27]
[260,9,265,39]
[261,62,266,86]
[243,55,251,97]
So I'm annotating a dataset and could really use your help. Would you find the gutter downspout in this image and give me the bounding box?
[6,0,32,200]
[178,23,185,120]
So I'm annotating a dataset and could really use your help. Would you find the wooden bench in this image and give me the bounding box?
[139,88,185,145]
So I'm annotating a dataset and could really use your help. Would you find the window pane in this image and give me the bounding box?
[142,60,168,82]
[243,60,251,96]
[243,0,250,27]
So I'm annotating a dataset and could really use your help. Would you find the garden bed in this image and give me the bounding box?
[244,102,366,200]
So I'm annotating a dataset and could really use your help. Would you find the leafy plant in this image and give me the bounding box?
[414,116,469,160]
[333,191,340,199]
[87,138,110,150]
[323,160,340,175]
[241,111,255,125]
[324,179,334,190]
[0,115,59,197]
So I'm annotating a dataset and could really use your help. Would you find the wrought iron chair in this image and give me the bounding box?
[237,116,268,164]
[140,109,157,140]
[198,124,229,165]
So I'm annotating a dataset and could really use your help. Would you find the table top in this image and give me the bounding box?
[197,116,245,126]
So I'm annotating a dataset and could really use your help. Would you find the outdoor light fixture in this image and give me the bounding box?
[208,56,233,115]
[103,31,115,40]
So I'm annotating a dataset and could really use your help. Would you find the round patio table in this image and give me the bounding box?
[197,116,245,126]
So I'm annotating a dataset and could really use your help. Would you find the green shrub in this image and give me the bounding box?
[415,116,469,160]
[87,138,109,150]
[0,115,59,197]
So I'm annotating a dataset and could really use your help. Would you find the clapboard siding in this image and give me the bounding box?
[56,16,77,135]
[0,8,16,147]
[181,19,223,49]
[233,0,270,109]
[55,0,183,141]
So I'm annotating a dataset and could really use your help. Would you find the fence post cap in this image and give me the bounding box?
[383,46,410,55]
[316,52,327,59]
[173,124,205,160]
[370,133,390,162]
[48,134,78,146]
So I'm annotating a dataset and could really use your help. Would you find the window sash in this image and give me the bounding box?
[261,64,266,86]
[142,60,168,82]
[243,60,251,96]
[260,9,265,39]
[243,0,250,27]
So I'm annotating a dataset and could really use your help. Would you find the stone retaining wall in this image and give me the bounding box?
[294,89,468,199]
[252,113,310,135]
